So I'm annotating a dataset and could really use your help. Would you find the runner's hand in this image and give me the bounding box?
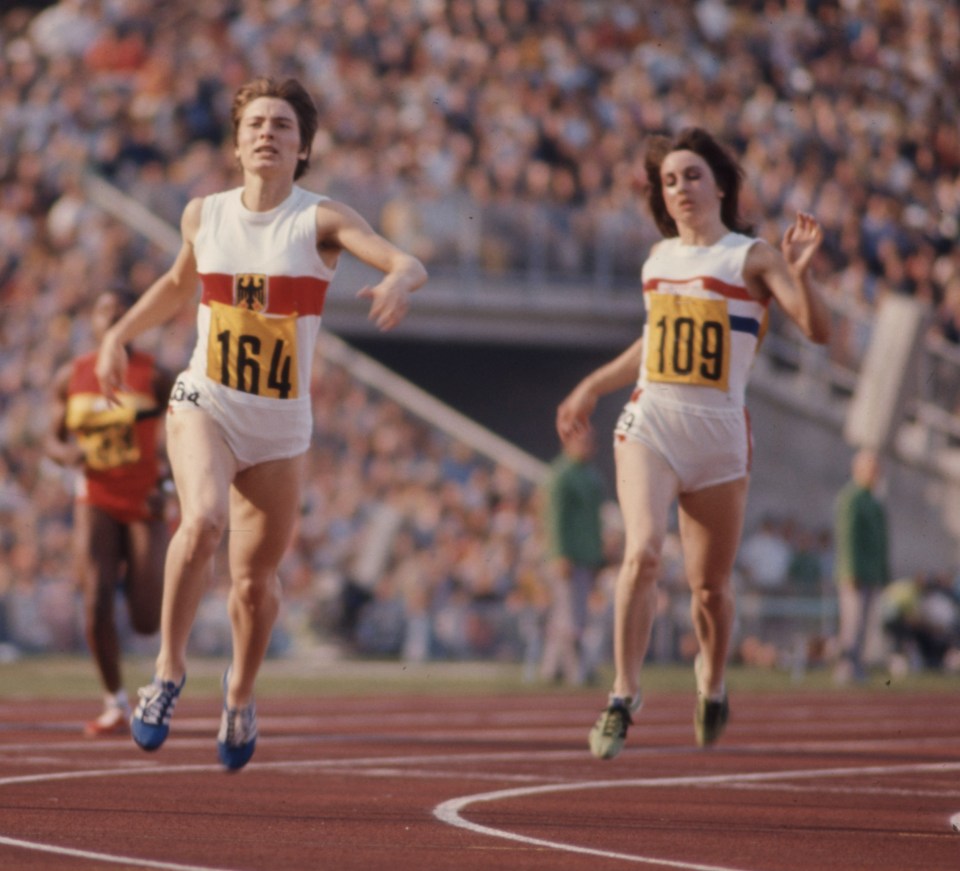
[95,332,129,405]
[358,281,411,332]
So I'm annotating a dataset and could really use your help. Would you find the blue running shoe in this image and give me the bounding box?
[131,675,185,751]
[217,669,257,771]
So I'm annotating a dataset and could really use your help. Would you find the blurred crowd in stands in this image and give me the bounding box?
[2,0,960,673]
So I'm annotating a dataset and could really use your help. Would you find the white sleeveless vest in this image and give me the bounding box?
[638,232,768,410]
[187,185,336,438]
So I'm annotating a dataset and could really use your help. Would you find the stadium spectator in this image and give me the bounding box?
[2,0,960,668]
[833,448,891,684]
[882,571,960,674]
[737,515,794,591]
[538,425,608,685]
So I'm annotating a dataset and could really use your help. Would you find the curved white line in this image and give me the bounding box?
[2,755,958,868]
[433,762,960,869]
[434,781,751,871]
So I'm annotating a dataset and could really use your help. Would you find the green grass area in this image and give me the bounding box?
[0,654,956,700]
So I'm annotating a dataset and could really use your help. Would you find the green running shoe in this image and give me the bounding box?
[694,693,729,747]
[693,653,729,747]
[588,694,641,760]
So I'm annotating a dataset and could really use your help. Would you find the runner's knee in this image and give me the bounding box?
[690,585,732,613]
[620,542,662,590]
[230,574,279,613]
[176,512,226,558]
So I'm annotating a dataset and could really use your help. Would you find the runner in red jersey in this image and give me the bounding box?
[46,290,175,737]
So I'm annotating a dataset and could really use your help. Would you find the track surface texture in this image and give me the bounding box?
[0,688,958,870]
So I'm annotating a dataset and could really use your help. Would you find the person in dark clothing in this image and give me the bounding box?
[539,426,607,685]
[834,448,890,683]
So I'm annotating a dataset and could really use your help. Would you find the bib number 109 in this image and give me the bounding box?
[207,302,299,399]
[644,293,730,391]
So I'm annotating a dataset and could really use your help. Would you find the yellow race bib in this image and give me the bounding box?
[66,404,140,471]
[206,301,299,399]
[644,292,730,390]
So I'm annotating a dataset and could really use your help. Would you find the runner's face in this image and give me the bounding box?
[235,96,305,179]
[660,150,722,227]
[90,293,127,341]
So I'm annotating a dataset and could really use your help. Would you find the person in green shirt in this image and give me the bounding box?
[539,426,607,685]
[834,448,890,683]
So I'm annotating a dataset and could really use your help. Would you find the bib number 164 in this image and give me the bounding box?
[206,302,299,399]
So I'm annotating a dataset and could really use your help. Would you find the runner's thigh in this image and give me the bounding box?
[613,439,678,553]
[166,409,237,520]
[228,453,305,575]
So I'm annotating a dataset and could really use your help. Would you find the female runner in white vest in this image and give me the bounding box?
[556,128,830,760]
[96,77,427,769]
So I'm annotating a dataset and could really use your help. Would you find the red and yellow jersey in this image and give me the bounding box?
[65,350,163,522]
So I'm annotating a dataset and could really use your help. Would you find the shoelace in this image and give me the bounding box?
[137,681,179,725]
[601,705,631,737]
[223,705,257,747]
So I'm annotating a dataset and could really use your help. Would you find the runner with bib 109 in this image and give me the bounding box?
[555,127,831,760]
[95,76,427,770]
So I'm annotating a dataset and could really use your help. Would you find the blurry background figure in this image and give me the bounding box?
[539,426,607,685]
[45,289,173,736]
[738,515,793,592]
[833,449,890,684]
[882,572,960,676]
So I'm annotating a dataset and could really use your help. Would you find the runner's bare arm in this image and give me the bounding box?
[557,337,644,439]
[316,200,427,332]
[96,200,203,400]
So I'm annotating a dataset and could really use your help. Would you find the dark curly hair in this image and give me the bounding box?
[643,127,753,238]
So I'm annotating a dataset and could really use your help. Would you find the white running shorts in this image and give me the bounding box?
[167,371,310,470]
[614,390,752,494]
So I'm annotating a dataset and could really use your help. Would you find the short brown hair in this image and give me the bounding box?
[231,77,318,180]
[643,127,753,238]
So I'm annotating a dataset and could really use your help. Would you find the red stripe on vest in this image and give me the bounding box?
[643,275,763,303]
[199,273,328,316]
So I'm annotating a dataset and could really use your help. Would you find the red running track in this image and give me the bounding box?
[0,689,958,870]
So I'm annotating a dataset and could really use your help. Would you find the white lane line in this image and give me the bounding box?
[726,782,960,799]
[1,729,956,761]
[0,834,237,871]
[433,761,960,867]
[2,753,959,869]
[0,749,588,787]
[435,782,754,871]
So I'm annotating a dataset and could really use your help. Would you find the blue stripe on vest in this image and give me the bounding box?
[730,315,760,336]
